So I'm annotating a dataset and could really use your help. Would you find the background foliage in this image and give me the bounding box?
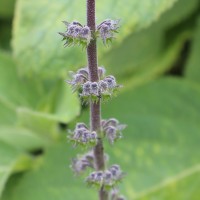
[0,0,200,199]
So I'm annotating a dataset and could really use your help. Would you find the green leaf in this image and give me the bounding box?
[0,0,15,19]
[2,77,200,199]
[0,141,32,198]
[185,16,200,84]
[101,78,200,199]
[0,127,46,151]
[134,167,200,200]
[0,50,80,127]
[36,80,80,124]
[0,21,12,50]
[13,0,178,77]
[0,51,43,110]
[101,0,199,81]
[17,108,61,139]
[2,141,96,200]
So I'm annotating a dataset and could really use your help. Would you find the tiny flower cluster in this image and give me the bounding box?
[71,151,109,175]
[67,66,121,103]
[86,164,125,189]
[110,189,126,200]
[101,118,126,144]
[97,19,120,45]
[59,19,120,48]
[59,21,92,48]
[71,151,94,175]
[68,123,97,148]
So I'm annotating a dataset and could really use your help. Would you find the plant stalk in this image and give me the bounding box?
[86,0,108,199]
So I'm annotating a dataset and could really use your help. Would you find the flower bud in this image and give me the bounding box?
[98,80,108,93]
[103,170,113,186]
[77,67,89,78]
[104,76,117,89]
[105,126,117,144]
[90,131,97,140]
[95,171,104,182]
[82,81,91,96]
[76,122,88,130]
[73,128,86,139]
[97,19,120,45]
[80,26,92,44]
[67,71,88,92]
[91,82,99,96]
[72,21,82,26]
[59,21,92,48]
[110,189,126,200]
[98,66,106,78]
[103,118,119,128]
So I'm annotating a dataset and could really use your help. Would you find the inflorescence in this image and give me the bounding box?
[68,123,97,148]
[97,19,120,45]
[59,21,92,48]
[68,118,126,148]
[86,165,125,190]
[67,66,122,103]
[101,118,126,144]
[60,13,126,200]
[59,19,120,47]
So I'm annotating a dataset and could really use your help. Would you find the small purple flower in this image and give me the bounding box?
[91,82,99,96]
[105,126,117,144]
[98,66,106,78]
[67,71,88,92]
[111,189,126,200]
[90,131,97,140]
[77,67,89,78]
[102,118,126,144]
[82,81,91,96]
[76,122,88,130]
[95,171,104,182]
[80,26,92,44]
[99,24,112,44]
[103,118,119,128]
[59,21,92,48]
[104,75,117,88]
[98,80,108,93]
[97,19,120,45]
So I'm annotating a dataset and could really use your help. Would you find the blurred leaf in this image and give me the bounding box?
[17,108,61,139]
[0,51,80,127]
[2,77,200,200]
[0,127,46,151]
[1,140,96,200]
[101,78,200,199]
[36,81,80,124]
[101,0,199,80]
[0,20,12,50]
[0,0,15,19]
[134,167,200,200]
[0,51,43,109]
[185,16,200,83]
[0,141,32,198]
[13,0,178,77]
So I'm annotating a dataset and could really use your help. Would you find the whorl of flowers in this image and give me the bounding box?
[86,164,125,190]
[101,118,127,144]
[67,66,122,103]
[59,19,120,47]
[97,19,120,45]
[59,21,92,48]
[71,151,109,175]
[59,9,126,199]
[68,123,97,148]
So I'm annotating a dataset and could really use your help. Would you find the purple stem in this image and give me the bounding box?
[87,0,108,200]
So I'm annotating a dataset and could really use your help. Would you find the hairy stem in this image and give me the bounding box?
[87,0,108,199]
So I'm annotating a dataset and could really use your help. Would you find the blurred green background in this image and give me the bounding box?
[0,0,200,199]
